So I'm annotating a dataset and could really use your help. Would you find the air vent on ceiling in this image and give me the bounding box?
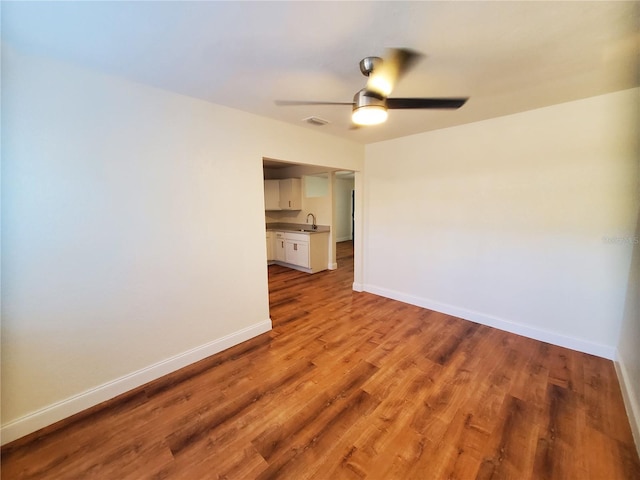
[303,116,330,126]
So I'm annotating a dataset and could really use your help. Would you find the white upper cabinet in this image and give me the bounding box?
[264,178,302,211]
[264,179,280,211]
[279,178,301,210]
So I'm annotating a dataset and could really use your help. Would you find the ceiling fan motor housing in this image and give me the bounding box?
[353,89,385,108]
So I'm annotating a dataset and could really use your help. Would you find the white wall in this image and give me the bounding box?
[363,88,639,359]
[1,47,363,443]
[335,177,355,242]
[616,206,640,453]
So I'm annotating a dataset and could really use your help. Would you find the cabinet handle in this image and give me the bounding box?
[294,243,297,251]
[281,241,284,248]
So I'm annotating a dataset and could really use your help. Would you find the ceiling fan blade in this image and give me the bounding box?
[388,48,423,81]
[366,48,423,97]
[386,97,468,109]
[275,100,354,106]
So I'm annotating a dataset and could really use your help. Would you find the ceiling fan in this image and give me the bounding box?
[276,48,468,127]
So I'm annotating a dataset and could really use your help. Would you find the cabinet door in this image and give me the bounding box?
[279,178,301,210]
[295,241,309,268]
[284,240,296,264]
[285,239,309,268]
[274,233,286,261]
[264,180,281,211]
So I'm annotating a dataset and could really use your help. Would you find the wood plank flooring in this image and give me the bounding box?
[3,241,639,479]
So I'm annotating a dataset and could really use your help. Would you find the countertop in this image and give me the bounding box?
[266,223,330,234]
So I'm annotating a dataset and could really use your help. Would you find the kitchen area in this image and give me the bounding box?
[263,158,354,274]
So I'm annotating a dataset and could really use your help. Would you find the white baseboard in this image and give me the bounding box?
[352,282,364,292]
[336,236,352,242]
[1,319,272,446]
[615,353,640,458]
[363,284,616,360]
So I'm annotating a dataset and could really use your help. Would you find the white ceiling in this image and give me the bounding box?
[3,1,638,144]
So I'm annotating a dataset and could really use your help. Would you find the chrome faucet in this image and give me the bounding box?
[306,213,317,230]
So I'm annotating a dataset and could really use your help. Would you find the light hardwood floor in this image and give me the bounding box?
[2,241,639,479]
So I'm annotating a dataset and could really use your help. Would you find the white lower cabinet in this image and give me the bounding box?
[274,232,286,262]
[266,232,273,261]
[285,238,310,268]
[268,231,328,273]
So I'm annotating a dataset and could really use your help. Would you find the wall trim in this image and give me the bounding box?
[363,284,616,360]
[1,319,272,446]
[615,353,640,458]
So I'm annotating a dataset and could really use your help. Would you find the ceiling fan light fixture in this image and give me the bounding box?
[352,88,388,125]
[352,105,388,126]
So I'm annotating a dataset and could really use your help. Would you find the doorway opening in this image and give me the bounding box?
[262,158,358,319]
